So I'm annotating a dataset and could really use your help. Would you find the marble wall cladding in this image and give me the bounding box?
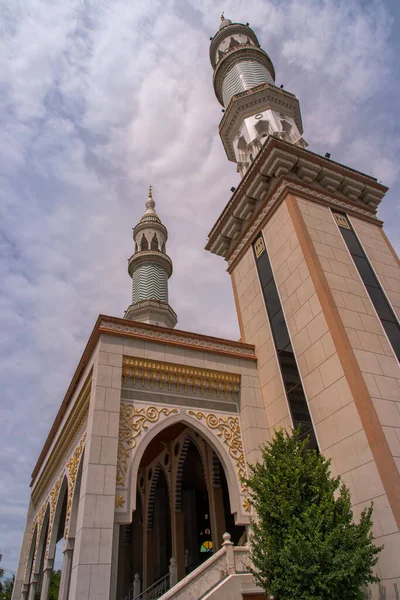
[296,199,400,474]
[351,217,400,321]
[233,195,400,597]
[69,340,122,600]
[295,197,400,598]
[233,244,289,441]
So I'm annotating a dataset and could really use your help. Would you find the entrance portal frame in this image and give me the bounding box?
[115,406,251,526]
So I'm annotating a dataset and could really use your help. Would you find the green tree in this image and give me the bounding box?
[0,574,14,600]
[245,428,382,600]
[48,569,61,600]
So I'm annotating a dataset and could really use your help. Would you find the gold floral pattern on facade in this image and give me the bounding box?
[243,497,251,512]
[188,411,247,491]
[45,474,63,558]
[117,403,178,486]
[122,356,241,398]
[32,502,47,564]
[64,432,86,539]
[115,494,126,509]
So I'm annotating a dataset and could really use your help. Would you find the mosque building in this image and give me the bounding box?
[12,14,400,600]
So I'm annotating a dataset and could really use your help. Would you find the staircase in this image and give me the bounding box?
[126,533,263,600]
[158,533,263,600]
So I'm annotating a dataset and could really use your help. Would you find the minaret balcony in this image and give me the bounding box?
[128,250,173,279]
[218,82,303,162]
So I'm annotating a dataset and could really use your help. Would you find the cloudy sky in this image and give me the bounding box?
[1,0,399,574]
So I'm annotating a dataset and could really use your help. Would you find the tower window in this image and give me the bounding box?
[333,212,400,360]
[151,233,159,251]
[253,235,318,449]
[140,234,149,251]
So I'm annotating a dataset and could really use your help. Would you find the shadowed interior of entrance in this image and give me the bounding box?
[116,422,244,599]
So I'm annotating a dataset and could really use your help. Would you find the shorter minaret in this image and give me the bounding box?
[124,187,177,328]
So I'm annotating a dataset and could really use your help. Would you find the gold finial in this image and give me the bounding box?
[221,12,224,21]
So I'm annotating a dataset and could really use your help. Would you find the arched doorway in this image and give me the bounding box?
[116,422,244,599]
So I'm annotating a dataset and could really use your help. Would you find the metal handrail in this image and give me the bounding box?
[130,573,170,600]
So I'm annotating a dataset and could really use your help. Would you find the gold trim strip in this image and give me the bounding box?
[122,357,241,398]
[31,376,91,505]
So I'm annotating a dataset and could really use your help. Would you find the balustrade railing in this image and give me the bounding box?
[129,572,170,600]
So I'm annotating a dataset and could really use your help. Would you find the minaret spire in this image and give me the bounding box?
[124,187,177,328]
[210,17,307,177]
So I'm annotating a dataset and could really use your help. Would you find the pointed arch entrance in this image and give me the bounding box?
[116,421,245,599]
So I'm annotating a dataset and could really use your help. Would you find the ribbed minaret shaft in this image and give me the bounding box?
[124,187,177,328]
[211,15,307,177]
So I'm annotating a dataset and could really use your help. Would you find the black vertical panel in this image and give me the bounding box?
[253,235,318,450]
[332,212,400,361]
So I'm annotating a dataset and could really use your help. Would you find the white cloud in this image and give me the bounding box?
[0,0,399,573]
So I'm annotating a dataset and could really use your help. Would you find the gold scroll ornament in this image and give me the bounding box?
[188,411,247,492]
[64,433,86,538]
[117,404,178,487]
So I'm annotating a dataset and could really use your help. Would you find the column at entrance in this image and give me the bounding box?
[39,559,54,600]
[58,539,74,600]
[27,575,38,600]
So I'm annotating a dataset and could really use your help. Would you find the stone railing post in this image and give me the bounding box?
[169,557,178,587]
[133,573,141,598]
[222,532,235,574]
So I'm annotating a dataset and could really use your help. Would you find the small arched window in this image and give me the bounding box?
[151,233,159,251]
[141,234,148,251]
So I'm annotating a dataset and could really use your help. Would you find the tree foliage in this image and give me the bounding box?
[245,429,382,600]
[49,570,61,600]
[0,574,14,600]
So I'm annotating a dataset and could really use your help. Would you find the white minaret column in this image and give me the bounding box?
[211,14,307,177]
[124,187,177,328]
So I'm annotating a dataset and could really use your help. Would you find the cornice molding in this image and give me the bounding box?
[100,319,256,359]
[226,179,384,273]
[205,137,387,262]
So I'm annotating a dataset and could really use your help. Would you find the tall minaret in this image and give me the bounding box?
[210,15,307,177]
[124,187,177,328]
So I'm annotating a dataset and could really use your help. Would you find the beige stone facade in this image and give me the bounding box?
[12,14,400,600]
[229,192,400,597]
[13,318,269,600]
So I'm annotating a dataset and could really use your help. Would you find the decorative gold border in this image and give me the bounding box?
[44,474,63,558]
[123,356,241,398]
[32,376,91,505]
[29,431,87,569]
[64,432,86,538]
